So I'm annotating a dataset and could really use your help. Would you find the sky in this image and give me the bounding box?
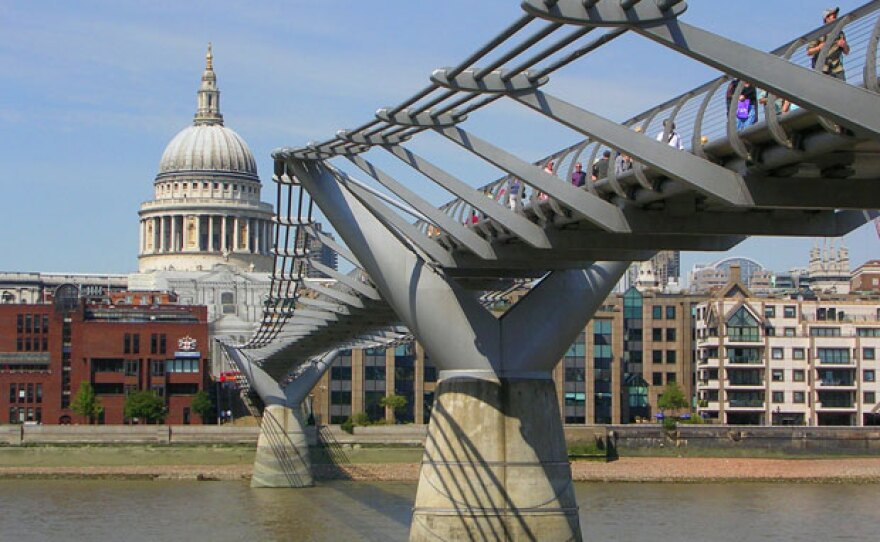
[1,0,877,279]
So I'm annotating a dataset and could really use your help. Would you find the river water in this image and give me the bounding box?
[0,480,875,541]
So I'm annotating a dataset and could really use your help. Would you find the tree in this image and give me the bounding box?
[70,382,103,424]
[124,390,167,424]
[379,394,408,423]
[657,383,688,411]
[190,390,214,424]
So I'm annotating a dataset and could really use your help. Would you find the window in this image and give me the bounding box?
[652,372,663,386]
[783,306,796,318]
[772,391,784,403]
[124,333,131,354]
[793,370,805,382]
[652,328,662,341]
[151,360,165,376]
[330,391,351,405]
[652,350,663,364]
[793,391,805,404]
[166,359,199,373]
[42,315,49,333]
[863,348,876,360]
[810,327,841,337]
[771,348,784,360]
[151,334,158,355]
[16,314,22,333]
[726,307,760,341]
[330,366,352,381]
[784,327,796,337]
[666,306,676,319]
[865,392,876,404]
[666,350,676,364]
[24,314,31,333]
[793,348,805,360]
[766,327,775,337]
[667,372,676,384]
[159,334,167,355]
[151,385,165,398]
[132,334,139,354]
[864,369,876,383]
[124,360,139,376]
[857,328,880,337]
[772,369,784,382]
[652,306,662,319]
[666,328,676,342]
[817,348,850,364]
[765,305,776,318]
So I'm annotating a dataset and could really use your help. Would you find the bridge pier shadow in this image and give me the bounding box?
[411,377,581,542]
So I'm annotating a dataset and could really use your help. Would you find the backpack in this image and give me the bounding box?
[736,98,751,120]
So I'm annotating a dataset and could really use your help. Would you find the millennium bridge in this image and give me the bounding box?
[222,2,880,540]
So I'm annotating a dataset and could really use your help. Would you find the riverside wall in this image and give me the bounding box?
[2,423,879,453]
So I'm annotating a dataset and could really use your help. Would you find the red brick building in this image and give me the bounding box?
[0,297,209,425]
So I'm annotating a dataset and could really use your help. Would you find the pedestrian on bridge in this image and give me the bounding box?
[807,7,849,80]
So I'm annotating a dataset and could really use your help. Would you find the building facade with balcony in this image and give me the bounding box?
[695,266,880,426]
[309,288,699,426]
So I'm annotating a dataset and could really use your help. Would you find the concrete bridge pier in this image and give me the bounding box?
[411,375,578,542]
[223,344,338,488]
[251,402,313,488]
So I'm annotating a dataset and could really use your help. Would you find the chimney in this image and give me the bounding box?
[729,264,742,283]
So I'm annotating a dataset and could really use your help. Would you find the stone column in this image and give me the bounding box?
[195,215,202,251]
[159,216,166,252]
[411,376,579,542]
[251,403,313,488]
[170,215,178,253]
[232,217,240,252]
[138,220,144,255]
[221,216,228,252]
[207,215,214,252]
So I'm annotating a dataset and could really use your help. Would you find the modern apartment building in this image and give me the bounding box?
[695,266,880,426]
[309,287,698,426]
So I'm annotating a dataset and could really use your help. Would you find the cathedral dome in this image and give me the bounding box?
[158,124,257,176]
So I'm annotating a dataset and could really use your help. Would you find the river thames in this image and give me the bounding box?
[0,480,876,541]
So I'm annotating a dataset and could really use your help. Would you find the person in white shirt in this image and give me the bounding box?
[656,119,684,150]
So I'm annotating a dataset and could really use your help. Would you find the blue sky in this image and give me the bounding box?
[1,0,876,278]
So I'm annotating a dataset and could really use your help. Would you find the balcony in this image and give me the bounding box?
[728,399,765,409]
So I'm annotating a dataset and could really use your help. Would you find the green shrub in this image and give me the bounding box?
[662,417,677,432]
[340,417,354,434]
[352,412,371,427]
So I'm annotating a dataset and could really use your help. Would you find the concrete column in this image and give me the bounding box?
[411,376,580,542]
[138,219,144,255]
[251,403,313,488]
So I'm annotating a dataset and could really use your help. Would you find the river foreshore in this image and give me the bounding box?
[3,456,880,483]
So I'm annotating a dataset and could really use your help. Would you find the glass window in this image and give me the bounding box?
[864,370,876,382]
[772,348,784,360]
[652,372,663,386]
[783,306,796,318]
[652,305,662,319]
[123,333,131,354]
[151,360,165,376]
[810,327,841,337]
[793,391,805,403]
[666,328,676,342]
[784,327,796,337]
[772,391,784,403]
[652,350,663,364]
[863,348,876,360]
[793,369,805,382]
[771,369,784,382]
[666,350,676,364]
[652,328,662,341]
[857,328,880,337]
[666,306,676,319]
[666,372,676,384]
[726,307,760,341]
[765,305,776,318]
[793,348,805,360]
[865,391,876,404]
[817,348,850,364]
